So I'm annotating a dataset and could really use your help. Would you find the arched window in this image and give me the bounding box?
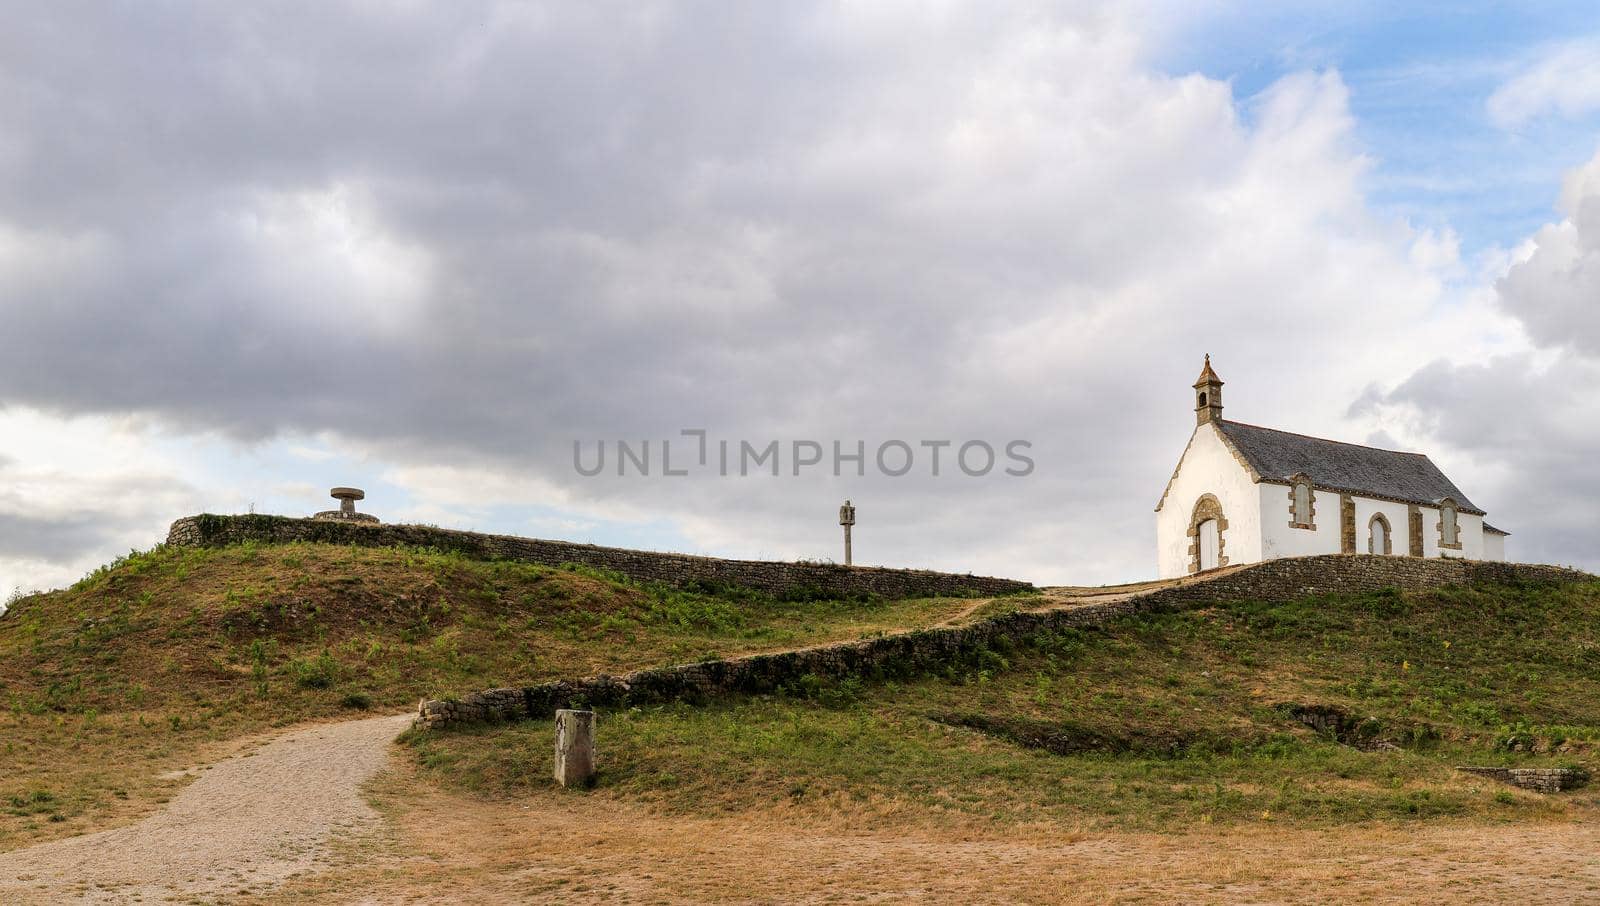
[1368,513,1392,555]
[1287,475,1315,529]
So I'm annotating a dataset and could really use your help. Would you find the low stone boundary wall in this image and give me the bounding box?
[414,554,1594,730]
[165,514,1032,600]
[1113,554,1590,609]
[416,595,1150,729]
[1457,766,1590,793]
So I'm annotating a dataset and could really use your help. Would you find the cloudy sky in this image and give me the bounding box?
[3,0,1599,595]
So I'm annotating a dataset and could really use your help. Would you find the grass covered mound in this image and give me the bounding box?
[0,541,987,849]
[409,580,1600,830]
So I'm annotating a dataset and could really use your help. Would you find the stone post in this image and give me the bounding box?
[554,709,596,788]
[839,499,856,567]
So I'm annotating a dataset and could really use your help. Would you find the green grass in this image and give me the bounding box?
[408,581,1600,831]
[0,540,998,850]
[1,542,1003,718]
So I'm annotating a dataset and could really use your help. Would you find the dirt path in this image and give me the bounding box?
[931,573,1217,629]
[0,712,410,904]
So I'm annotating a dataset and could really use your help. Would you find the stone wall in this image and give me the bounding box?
[1137,554,1590,607]
[164,514,1033,600]
[1457,766,1590,794]
[414,554,1594,730]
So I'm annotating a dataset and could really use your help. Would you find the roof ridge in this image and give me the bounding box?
[1219,419,1426,457]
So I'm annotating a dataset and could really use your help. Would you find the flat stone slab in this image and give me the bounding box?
[312,510,381,523]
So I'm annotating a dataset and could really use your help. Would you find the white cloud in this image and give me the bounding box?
[1494,147,1600,355]
[1487,40,1600,129]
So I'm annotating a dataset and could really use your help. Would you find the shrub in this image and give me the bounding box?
[1497,719,1537,752]
[290,652,341,689]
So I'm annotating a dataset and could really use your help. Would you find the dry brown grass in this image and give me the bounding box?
[248,758,1600,904]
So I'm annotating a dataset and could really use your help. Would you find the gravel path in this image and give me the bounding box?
[0,712,411,904]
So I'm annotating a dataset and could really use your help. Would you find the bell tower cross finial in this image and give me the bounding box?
[1193,354,1224,426]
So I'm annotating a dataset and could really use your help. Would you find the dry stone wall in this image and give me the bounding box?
[1135,554,1589,606]
[414,554,1594,730]
[1457,766,1590,793]
[165,514,1032,600]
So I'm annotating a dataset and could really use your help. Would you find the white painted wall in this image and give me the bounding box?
[1351,497,1412,556]
[1443,509,1484,560]
[1412,504,1481,559]
[1484,532,1506,562]
[1155,423,1261,578]
[1253,486,1491,562]
[1420,506,1440,557]
[1258,483,1340,559]
[1157,426,1498,573]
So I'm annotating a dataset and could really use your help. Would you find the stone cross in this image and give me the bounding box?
[554,709,596,788]
[839,499,856,567]
[330,487,364,516]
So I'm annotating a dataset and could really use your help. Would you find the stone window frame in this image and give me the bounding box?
[1368,512,1393,555]
[1186,493,1229,575]
[1437,498,1462,550]
[1286,473,1317,530]
[1408,505,1424,557]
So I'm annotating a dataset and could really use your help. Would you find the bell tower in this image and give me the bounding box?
[1193,354,1224,426]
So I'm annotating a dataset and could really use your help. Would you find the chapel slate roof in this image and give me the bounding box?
[1215,420,1484,514]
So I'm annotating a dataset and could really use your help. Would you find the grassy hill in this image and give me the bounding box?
[0,541,991,850]
[408,579,1600,831]
[3,539,1598,851]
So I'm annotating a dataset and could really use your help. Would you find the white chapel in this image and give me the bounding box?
[1155,356,1507,578]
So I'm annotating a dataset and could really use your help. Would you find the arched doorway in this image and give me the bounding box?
[1369,513,1392,555]
[1187,493,1229,574]
[1198,519,1220,570]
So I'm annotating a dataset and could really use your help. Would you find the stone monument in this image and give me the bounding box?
[554,709,596,788]
[312,487,380,524]
[839,499,856,567]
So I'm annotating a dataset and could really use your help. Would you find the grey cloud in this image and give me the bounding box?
[1359,354,1600,569]
[0,458,196,577]
[0,4,1475,583]
[0,511,123,563]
